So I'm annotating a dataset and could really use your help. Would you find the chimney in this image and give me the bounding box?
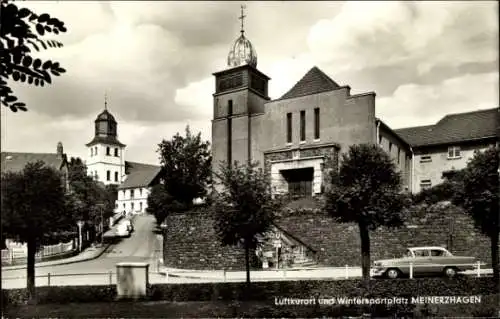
[57,142,64,159]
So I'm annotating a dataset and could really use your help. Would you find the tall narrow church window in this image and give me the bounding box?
[91,148,94,156]
[389,142,392,153]
[227,100,233,166]
[115,171,118,182]
[397,148,401,164]
[114,148,119,157]
[300,110,306,142]
[106,147,110,155]
[95,146,98,155]
[314,108,320,140]
[140,202,143,212]
[106,170,110,181]
[286,113,292,143]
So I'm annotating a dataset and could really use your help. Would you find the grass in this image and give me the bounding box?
[2,301,267,318]
[3,295,500,318]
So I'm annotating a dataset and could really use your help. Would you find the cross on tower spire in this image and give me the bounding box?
[104,91,108,110]
[239,4,246,34]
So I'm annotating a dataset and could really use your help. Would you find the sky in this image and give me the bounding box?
[1,1,498,165]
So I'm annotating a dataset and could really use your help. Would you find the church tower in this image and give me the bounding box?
[212,5,270,175]
[85,96,126,186]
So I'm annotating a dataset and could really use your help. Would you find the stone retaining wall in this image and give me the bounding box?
[163,202,493,270]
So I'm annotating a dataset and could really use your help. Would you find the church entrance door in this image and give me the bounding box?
[281,167,313,198]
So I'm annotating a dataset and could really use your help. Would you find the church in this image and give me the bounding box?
[85,102,161,215]
[211,9,498,197]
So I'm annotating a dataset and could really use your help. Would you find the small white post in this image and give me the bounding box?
[109,271,113,285]
[283,268,286,278]
[48,273,51,286]
[223,269,227,282]
[476,261,481,277]
[345,265,349,279]
[409,262,413,279]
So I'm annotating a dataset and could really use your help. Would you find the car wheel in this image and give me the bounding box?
[443,267,457,278]
[385,268,401,279]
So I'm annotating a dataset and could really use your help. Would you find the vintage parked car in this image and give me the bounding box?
[371,246,479,279]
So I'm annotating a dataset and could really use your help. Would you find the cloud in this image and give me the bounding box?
[2,1,498,166]
[377,72,499,128]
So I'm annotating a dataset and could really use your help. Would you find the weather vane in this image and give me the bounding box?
[239,4,246,34]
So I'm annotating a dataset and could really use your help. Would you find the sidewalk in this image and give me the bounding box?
[158,266,494,281]
[2,243,112,271]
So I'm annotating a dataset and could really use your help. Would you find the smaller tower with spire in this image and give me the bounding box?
[85,94,126,185]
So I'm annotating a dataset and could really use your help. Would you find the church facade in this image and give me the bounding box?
[211,17,498,197]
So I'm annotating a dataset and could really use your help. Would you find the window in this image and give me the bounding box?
[397,148,401,164]
[420,155,432,163]
[430,249,445,257]
[91,148,94,156]
[106,170,110,181]
[228,99,233,116]
[114,148,119,157]
[448,146,461,159]
[300,110,306,142]
[139,189,143,197]
[130,190,134,199]
[389,142,392,153]
[106,147,110,155]
[314,108,320,140]
[286,113,292,143]
[379,135,382,145]
[139,202,143,212]
[123,203,126,209]
[94,146,98,155]
[131,202,134,211]
[115,172,118,182]
[420,179,432,190]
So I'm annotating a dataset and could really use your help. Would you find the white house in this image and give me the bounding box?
[116,162,162,215]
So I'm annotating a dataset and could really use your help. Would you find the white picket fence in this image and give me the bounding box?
[1,240,75,264]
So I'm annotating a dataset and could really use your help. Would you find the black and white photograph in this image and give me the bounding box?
[1,0,499,317]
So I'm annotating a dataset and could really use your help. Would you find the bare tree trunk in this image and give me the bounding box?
[27,236,36,303]
[358,222,371,290]
[491,230,499,282]
[245,242,251,285]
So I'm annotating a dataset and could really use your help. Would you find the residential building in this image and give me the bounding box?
[115,162,162,215]
[395,108,499,193]
[1,142,69,191]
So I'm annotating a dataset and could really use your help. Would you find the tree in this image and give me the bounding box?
[324,144,409,283]
[1,0,67,112]
[213,161,282,287]
[157,125,212,207]
[452,146,499,281]
[1,161,69,302]
[146,184,180,225]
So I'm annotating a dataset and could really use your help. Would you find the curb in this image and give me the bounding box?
[2,243,113,271]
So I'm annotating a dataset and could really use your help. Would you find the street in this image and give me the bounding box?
[2,213,163,289]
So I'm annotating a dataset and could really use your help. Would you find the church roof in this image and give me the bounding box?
[395,107,499,147]
[1,152,67,173]
[95,109,116,122]
[86,136,126,147]
[118,161,161,190]
[278,66,341,101]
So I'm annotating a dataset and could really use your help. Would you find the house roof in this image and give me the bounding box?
[118,161,161,189]
[1,152,66,174]
[394,108,499,147]
[278,66,341,101]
